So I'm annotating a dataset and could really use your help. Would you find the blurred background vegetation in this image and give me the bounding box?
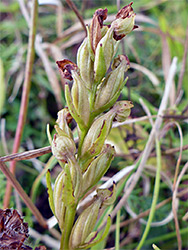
[0,0,188,249]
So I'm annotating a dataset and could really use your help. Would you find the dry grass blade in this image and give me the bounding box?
[29,227,60,249]
[139,98,154,126]
[1,119,9,155]
[161,31,176,105]
[130,63,160,86]
[35,35,62,109]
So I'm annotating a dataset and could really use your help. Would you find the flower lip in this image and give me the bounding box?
[56,59,78,81]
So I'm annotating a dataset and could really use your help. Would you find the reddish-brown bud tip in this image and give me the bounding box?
[95,8,108,28]
[90,8,108,53]
[56,59,78,80]
[116,2,134,19]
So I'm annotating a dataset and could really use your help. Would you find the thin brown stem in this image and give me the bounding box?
[65,0,87,35]
[116,144,188,161]
[3,0,38,208]
[0,146,51,163]
[0,162,47,229]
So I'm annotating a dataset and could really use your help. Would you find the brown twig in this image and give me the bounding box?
[0,161,47,229]
[116,144,188,160]
[3,0,38,208]
[162,114,188,120]
[0,146,51,163]
[65,0,87,35]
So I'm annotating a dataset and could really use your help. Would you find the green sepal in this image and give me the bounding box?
[94,43,106,83]
[80,109,116,159]
[46,170,55,215]
[55,125,70,137]
[62,164,76,207]
[87,25,95,62]
[69,159,83,200]
[79,120,107,171]
[65,83,86,131]
[93,77,128,115]
[77,34,94,89]
[71,71,90,126]
[77,215,111,249]
[82,145,115,195]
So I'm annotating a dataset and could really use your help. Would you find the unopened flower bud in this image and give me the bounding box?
[94,28,115,83]
[112,2,137,41]
[69,198,102,249]
[51,134,76,162]
[77,36,94,89]
[94,55,130,110]
[80,109,116,158]
[82,144,115,194]
[53,165,75,229]
[89,8,108,54]
[53,170,66,228]
[71,70,90,126]
[56,59,90,126]
[114,100,134,122]
[55,107,73,139]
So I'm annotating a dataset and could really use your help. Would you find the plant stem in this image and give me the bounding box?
[115,210,120,250]
[3,0,38,208]
[136,138,162,250]
[60,206,77,250]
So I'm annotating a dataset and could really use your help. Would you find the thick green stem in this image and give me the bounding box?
[60,206,77,250]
